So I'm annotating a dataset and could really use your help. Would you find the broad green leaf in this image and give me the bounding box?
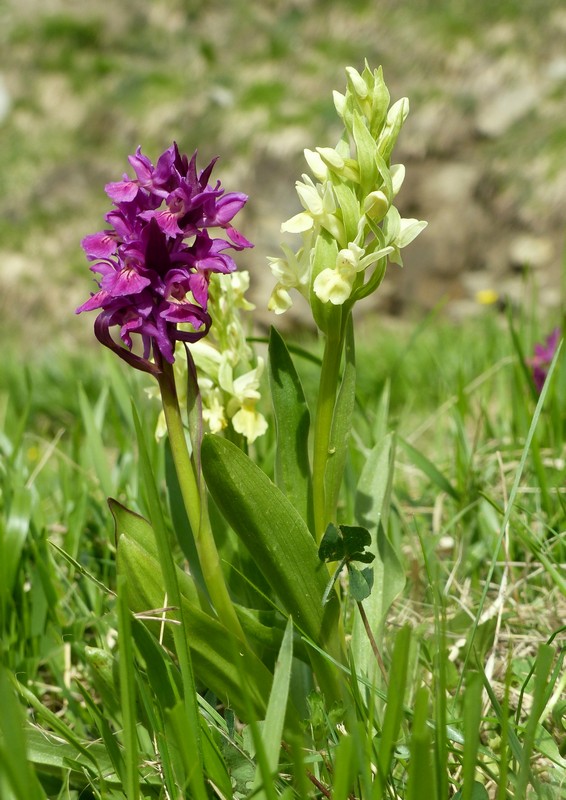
[117,533,276,724]
[353,433,404,674]
[325,315,356,517]
[109,497,159,558]
[111,499,295,661]
[268,327,313,530]
[201,434,340,648]
[25,727,122,791]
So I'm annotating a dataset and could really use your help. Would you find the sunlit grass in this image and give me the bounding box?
[1,304,564,797]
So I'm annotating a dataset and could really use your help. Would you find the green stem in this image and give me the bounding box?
[157,362,245,641]
[312,325,346,543]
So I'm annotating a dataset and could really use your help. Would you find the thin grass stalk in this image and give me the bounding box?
[453,340,563,703]
[116,575,140,800]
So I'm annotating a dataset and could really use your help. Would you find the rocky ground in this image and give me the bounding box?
[1,0,565,351]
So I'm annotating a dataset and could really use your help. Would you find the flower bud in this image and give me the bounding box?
[364,190,389,221]
[304,148,328,181]
[333,90,346,118]
[345,66,369,100]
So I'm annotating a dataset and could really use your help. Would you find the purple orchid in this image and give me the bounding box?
[528,327,561,393]
[77,143,252,374]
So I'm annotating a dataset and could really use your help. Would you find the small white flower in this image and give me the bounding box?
[313,267,354,305]
[220,358,268,444]
[313,242,394,305]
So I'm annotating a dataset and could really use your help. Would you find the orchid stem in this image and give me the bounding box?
[312,325,346,543]
[158,362,245,641]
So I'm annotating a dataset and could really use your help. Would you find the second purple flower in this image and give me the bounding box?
[77,143,252,374]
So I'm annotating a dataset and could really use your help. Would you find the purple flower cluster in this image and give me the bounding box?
[529,327,561,393]
[76,143,252,374]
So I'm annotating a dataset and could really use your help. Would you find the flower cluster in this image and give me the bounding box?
[268,64,426,319]
[529,327,561,393]
[149,271,268,444]
[76,143,252,374]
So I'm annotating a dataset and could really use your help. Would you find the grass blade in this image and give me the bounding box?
[252,617,294,799]
[116,574,140,800]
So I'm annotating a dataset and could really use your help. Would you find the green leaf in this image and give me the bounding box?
[353,433,405,674]
[252,618,294,799]
[318,523,374,565]
[117,533,275,724]
[340,525,374,562]
[109,497,159,558]
[318,523,344,561]
[348,564,373,602]
[0,669,45,800]
[78,384,114,499]
[406,686,435,800]
[373,625,411,796]
[268,327,313,530]
[0,483,32,600]
[201,434,340,647]
[331,732,357,800]
[325,315,356,517]
[453,783,489,800]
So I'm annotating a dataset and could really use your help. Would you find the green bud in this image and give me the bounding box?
[369,65,391,136]
[378,97,409,161]
[333,90,346,119]
[364,190,389,221]
[345,66,368,100]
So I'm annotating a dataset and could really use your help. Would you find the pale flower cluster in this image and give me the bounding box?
[268,64,427,315]
[150,271,267,444]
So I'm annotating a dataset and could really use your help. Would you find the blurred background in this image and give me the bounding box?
[1,0,565,357]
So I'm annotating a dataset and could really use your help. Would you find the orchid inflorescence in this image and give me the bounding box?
[76,142,252,374]
[268,63,427,319]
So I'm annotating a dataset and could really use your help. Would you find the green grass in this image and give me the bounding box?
[0,305,564,798]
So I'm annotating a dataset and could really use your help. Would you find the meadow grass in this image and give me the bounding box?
[0,303,564,799]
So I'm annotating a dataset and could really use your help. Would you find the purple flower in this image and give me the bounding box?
[77,143,252,374]
[528,327,561,393]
